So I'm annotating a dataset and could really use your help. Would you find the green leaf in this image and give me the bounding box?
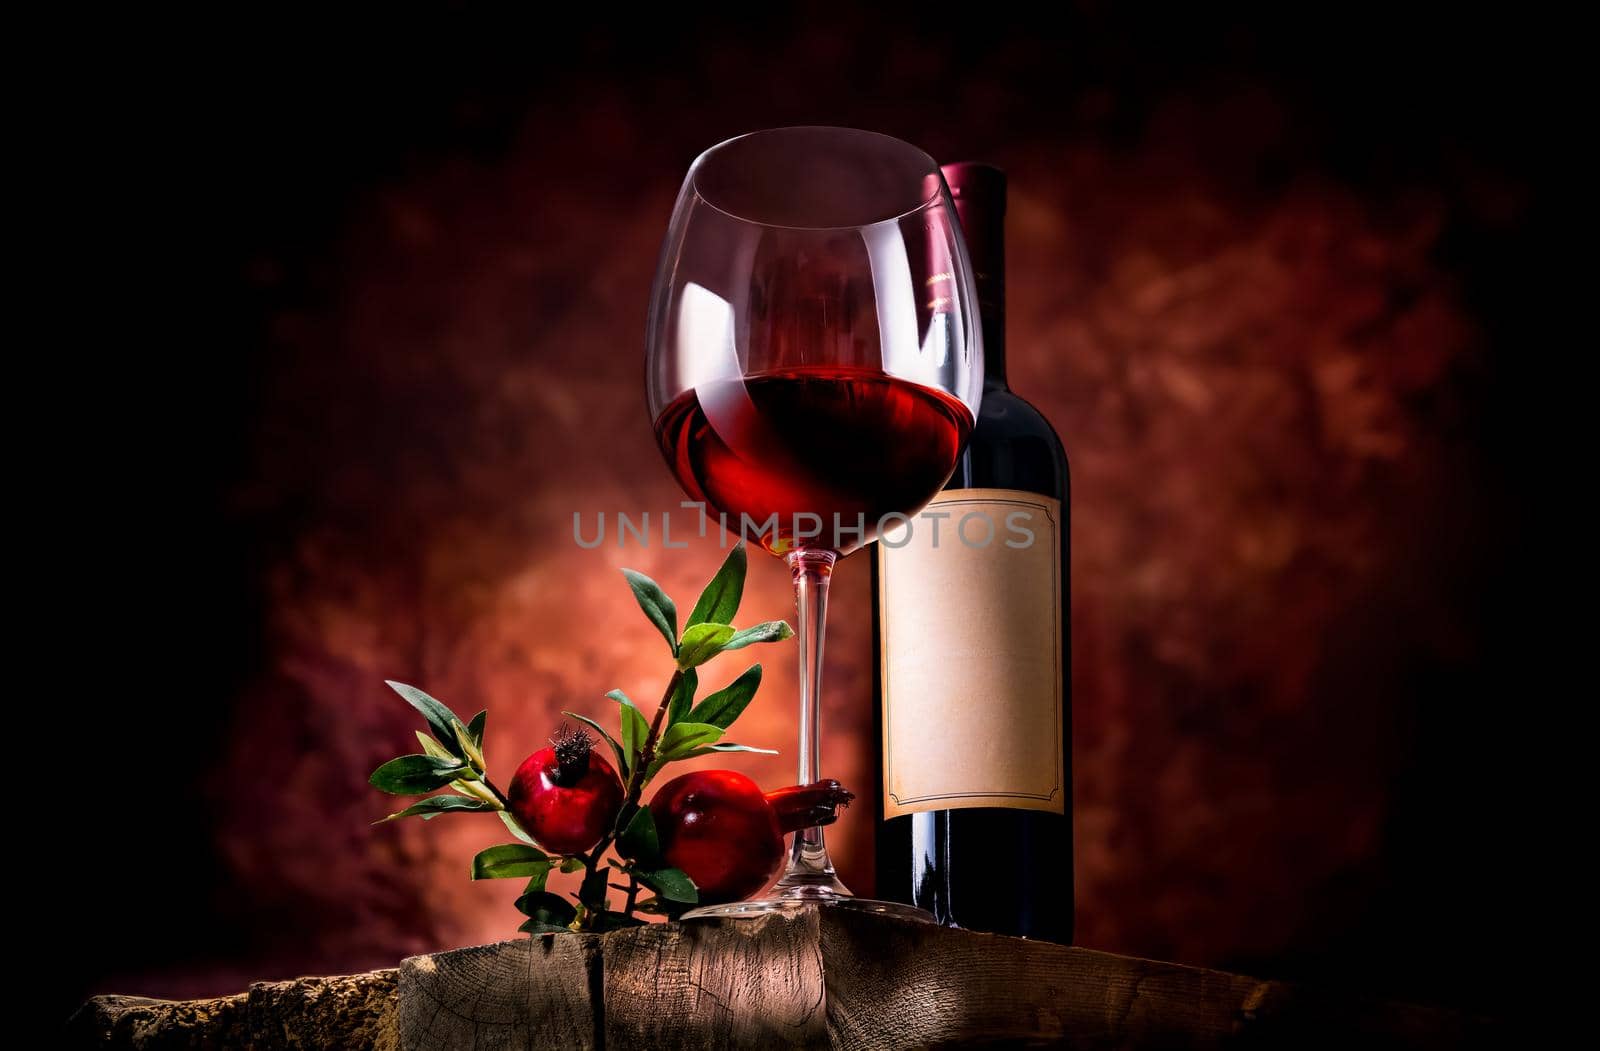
[499,811,539,846]
[676,623,736,669]
[667,668,697,727]
[385,681,470,760]
[688,664,763,730]
[621,568,678,655]
[562,710,626,775]
[369,754,467,795]
[514,890,577,928]
[451,719,486,772]
[375,795,494,823]
[635,867,698,903]
[467,709,487,750]
[472,843,551,880]
[721,621,795,653]
[514,859,555,887]
[607,690,650,774]
[579,865,611,906]
[686,541,747,629]
[559,856,586,873]
[618,806,660,864]
[591,910,647,931]
[657,721,724,761]
[519,918,575,935]
[415,731,454,760]
[677,742,780,759]
[523,866,550,895]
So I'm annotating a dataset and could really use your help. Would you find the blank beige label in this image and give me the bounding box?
[879,489,1064,817]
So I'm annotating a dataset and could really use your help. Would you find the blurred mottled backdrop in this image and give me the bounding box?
[56,8,1548,1021]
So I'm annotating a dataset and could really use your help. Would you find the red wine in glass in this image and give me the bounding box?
[654,367,973,557]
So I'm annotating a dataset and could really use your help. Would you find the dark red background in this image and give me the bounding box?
[53,8,1550,1024]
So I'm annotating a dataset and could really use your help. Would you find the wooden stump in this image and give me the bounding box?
[70,911,1499,1049]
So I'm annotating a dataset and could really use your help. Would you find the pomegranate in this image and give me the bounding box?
[508,726,624,854]
[648,771,854,904]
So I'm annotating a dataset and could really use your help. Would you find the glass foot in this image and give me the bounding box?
[680,894,936,923]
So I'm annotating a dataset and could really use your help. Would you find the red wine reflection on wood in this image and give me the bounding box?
[653,367,972,556]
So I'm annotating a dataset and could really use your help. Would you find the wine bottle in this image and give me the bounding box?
[872,162,1072,942]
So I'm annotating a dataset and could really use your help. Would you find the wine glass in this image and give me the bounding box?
[645,127,983,918]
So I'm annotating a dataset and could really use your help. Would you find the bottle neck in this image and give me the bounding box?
[944,164,1008,390]
[980,297,1007,389]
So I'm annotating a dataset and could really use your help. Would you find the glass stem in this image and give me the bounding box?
[775,548,851,897]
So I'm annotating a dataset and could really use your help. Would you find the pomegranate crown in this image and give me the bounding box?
[550,723,594,785]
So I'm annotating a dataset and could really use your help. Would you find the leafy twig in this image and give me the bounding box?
[368,541,794,933]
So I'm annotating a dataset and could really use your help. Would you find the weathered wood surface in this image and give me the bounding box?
[71,910,1499,1049]
[66,969,397,1049]
[604,910,827,1049]
[399,932,601,1050]
[815,912,1493,1050]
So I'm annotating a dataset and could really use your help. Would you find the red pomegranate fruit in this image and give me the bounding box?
[648,771,854,904]
[508,726,624,854]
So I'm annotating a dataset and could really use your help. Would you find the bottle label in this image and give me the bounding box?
[879,488,1064,818]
